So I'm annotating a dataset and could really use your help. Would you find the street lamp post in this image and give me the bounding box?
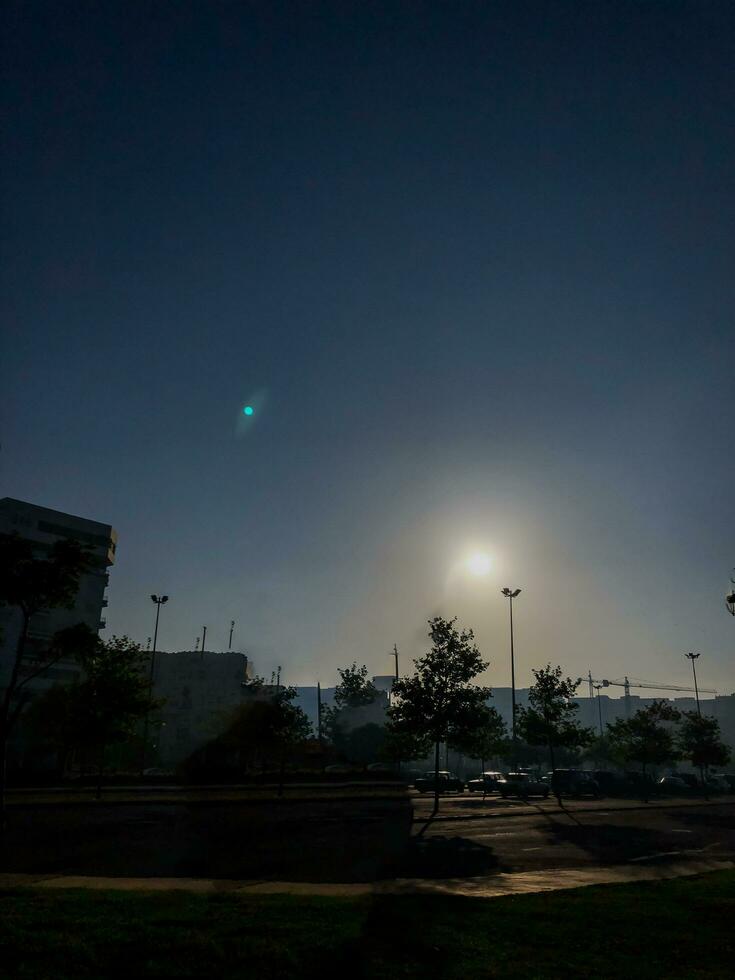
[685,652,701,717]
[142,594,168,774]
[500,588,522,743]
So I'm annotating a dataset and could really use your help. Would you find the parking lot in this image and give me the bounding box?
[407,793,735,877]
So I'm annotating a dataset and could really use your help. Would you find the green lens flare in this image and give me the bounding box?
[243,406,254,416]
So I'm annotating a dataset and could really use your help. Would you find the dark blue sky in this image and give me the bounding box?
[3,2,734,692]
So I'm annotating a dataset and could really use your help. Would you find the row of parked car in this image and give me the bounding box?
[659,772,735,794]
[414,769,580,799]
[413,768,735,798]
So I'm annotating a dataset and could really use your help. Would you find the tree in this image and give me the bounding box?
[222,682,312,795]
[0,532,92,821]
[582,734,620,769]
[321,664,380,737]
[333,664,380,708]
[321,663,385,764]
[341,723,386,768]
[606,700,680,800]
[450,705,509,794]
[381,728,432,768]
[677,711,730,795]
[28,635,161,797]
[516,665,593,785]
[387,617,491,815]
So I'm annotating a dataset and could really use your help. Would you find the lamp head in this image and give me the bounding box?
[161,596,169,603]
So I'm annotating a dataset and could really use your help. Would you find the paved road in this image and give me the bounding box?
[407,797,735,877]
[2,787,733,883]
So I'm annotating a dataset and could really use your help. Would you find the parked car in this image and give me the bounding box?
[497,772,549,799]
[658,775,691,794]
[414,770,465,794]
[551,769,601,799]
[623,771,657,795]
[675,772,700,791]
[719,773,735,792]
[467,771,504,794]
[704,774,729,793]
[592,770,627,796]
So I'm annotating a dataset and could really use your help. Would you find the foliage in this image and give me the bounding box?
[387,617,491,809]
[381,727,433,765]
[333,664,380,709]
[0,533,94,815]
[388,618,490,744]
[606,700,681,772]
[321,663,386,760]
[339,723,387,767]
[450,704,509,765]
[516,664,593,768]
[222,683,312,770]
[582,734,621,768]
[321,663,382,744]
[677,711,731,770]
[0,533,92,619]
[28,635,160,755]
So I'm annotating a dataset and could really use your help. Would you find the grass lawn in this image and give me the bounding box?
[1,871,734,979]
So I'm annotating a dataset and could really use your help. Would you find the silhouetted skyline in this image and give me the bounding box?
[2,2,734,690]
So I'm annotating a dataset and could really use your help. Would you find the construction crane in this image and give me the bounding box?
[586,671,717,717]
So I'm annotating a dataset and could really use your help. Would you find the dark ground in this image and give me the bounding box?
[0,797,412,881]
[2,792,734,882]
[2,871,735,979]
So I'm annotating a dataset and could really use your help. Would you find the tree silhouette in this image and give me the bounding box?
[387,617,491,815]
[677,710,730,797]
[606,700,680,800]
[28,635,161,797]
[0,533,92,822]
[450,705,509,794]
[516,664,593,787]
[223,682,312,795]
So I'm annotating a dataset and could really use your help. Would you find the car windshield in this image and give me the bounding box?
[504,774,528,782]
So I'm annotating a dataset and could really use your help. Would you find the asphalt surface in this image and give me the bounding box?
[1,787,733,883]
[408,796,735,877]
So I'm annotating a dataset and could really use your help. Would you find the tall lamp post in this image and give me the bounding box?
[142,594,168,774]
[501,588,522,743]
[685,652,701,717]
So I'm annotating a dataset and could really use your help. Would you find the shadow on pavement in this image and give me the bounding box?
[537,820,682,865]
[400,834,504,878]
